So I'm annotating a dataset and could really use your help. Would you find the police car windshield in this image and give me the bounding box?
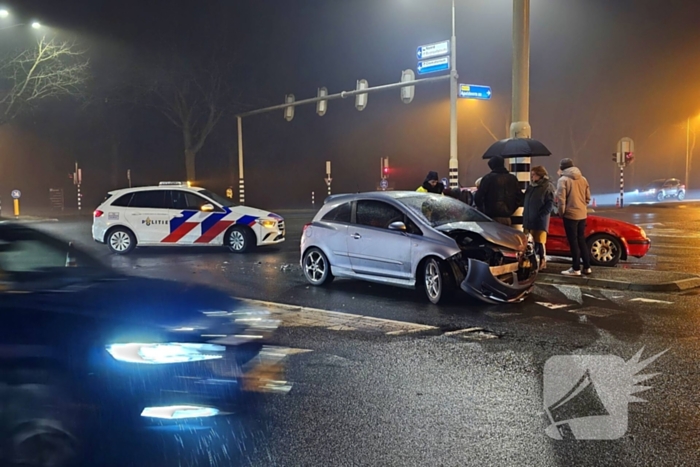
[198,189,236,207]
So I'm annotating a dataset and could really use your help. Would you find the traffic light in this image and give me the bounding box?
[380,157,389,178]
[625,152,634,166]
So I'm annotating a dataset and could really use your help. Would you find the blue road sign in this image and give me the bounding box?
[459,84,492,100]
[417,56,450,75]
[11,190,21,199]
[380,179,389,190]
[416,40,450,60]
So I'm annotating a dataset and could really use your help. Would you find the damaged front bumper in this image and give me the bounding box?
[448,252,539,304]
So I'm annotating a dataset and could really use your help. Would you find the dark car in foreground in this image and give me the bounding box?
[300,192,538,305]
[0,222,288,467]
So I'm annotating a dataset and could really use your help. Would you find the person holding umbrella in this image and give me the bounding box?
[474,156,523,226]
[523,166,555,270]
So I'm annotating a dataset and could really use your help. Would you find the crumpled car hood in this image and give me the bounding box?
[436,221,527,252]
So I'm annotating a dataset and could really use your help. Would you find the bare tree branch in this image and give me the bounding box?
[0,36,89,124]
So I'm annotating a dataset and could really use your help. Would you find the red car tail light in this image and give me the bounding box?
[94,210,104,218]
[303,223,311,233]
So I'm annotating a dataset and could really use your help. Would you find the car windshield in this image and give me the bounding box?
[198,189,237,207]
[399,194,491,226]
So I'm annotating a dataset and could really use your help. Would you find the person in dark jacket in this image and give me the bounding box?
[474,156,524,225]
[443,187,474,206]
[523,166,555,270]
[417,171,445,194]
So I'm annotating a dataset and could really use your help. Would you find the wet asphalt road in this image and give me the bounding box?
[28,205,700,466]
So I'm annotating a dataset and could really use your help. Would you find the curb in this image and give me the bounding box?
[539,273,700,292]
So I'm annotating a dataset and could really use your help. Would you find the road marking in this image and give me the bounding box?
[536,302,571,310]
[237,298,438,335]
[629,298,674,305]
[554,285,583,304]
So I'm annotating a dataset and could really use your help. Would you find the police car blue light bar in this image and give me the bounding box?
[106,342,226,364]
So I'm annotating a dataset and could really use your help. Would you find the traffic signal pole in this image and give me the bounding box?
[233,74,449,205]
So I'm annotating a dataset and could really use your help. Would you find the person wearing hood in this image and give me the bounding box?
[417,171,445,194]
[523,166,555,270]
[556,158,592,276]
[474,156,523,226]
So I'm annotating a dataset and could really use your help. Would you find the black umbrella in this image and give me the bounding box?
[482,138,552,159]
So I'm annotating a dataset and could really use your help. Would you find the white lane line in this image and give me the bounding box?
[238,298,438,335]
[536,302,571,310]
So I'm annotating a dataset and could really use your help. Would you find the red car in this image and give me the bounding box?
[547,214,651,267]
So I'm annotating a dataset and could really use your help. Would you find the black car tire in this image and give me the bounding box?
[1,368,82,467]
[302,248,334,286]
[656,191,665,202]
[106,227,135,255]
[587,234,623,267]
[678,190,686,200]
[227,226,254,254]
[421,257,453,305]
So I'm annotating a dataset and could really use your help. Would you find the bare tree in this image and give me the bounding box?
[133,50,233,181]
[0,36,90,124]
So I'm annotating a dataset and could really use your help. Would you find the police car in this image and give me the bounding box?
[92,182,285,254]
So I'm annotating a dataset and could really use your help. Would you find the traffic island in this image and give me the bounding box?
[539,262,700,292]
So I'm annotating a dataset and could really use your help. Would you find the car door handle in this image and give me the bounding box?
[351,233,362,240]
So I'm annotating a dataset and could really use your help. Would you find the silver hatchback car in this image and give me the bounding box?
[300,192,538,304]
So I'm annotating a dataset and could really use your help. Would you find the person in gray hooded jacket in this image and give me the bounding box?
[556,158,592,276]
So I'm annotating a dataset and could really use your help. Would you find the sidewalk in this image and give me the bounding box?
[540,261,700,292]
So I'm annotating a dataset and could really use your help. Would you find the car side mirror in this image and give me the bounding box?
[388,221,407,232]
[201,203,215,212]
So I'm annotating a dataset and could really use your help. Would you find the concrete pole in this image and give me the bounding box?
[510,0,531,230]
[237,116,245,205]
[448,0,459,189]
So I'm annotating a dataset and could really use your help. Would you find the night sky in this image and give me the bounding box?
[3,0,700,209]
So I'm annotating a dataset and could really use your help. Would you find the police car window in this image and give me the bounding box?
[356,200,405,229]
[322,202,352,223]
[198,189,234,208]
[111,193,132,207]
[171,191,211,210]
[129,191,168,209]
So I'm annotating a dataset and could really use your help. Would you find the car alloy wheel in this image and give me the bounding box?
[110,231,130,252]
[678,190,686,200]
[303,248,333,286]
[229,231,245,251]
[424,258,443,304]
[588,234,622,266]
[656,191,664,202]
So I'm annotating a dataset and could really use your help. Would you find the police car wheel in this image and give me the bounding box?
[107,228,135,255]
[227,226,252,253]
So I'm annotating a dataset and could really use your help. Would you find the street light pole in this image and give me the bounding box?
[448,0,459,189]
[686,117,691,192]
[510,0,531,231]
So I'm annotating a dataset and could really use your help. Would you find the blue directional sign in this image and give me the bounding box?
[417,56,450,75]
[380,179,389,190]
[11,190,21,199]
[459,84,492,100]
[417,40,450,60]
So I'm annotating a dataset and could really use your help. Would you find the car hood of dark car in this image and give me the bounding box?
[2,274,246,331]
[436,221,527,251]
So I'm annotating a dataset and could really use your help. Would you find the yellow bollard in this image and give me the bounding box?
[13,199,19,218]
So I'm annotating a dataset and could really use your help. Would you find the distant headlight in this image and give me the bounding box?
[257,219,277,229]
[106,343,226,364]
